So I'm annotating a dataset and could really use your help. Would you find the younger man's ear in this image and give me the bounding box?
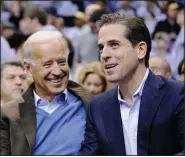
[137,41,147,60]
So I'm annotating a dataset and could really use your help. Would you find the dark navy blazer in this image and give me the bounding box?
[80,71,184,155]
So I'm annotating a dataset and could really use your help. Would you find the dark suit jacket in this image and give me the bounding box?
[1,80,93,155]
[80,71,184,155]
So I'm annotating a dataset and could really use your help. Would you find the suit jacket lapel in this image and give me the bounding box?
[19,83,36,155]
[137,71,165,155]
[102,88,126,155]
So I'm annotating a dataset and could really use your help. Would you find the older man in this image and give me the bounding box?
[149,56,172,78]
[1,31,93,155]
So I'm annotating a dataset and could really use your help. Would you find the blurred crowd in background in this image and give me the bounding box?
[1,0,184,101]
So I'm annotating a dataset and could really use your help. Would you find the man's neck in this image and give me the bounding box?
[35,88,55,102]
[118,66,147,104]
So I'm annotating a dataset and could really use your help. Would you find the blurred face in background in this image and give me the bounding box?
[177,9,184,27]
[83,72,104,95]
[167,4,179,21]
[154,33,170,52]
[85,4,101,22]
[2,27,15,39]
[10,1,21,16]
[47,14,56,25]
[121,1,130,9]
[19,16,36,35]
[75,18,85,28]
[54,17,64,31]
[149,57,172,78]
[1,65,27,103]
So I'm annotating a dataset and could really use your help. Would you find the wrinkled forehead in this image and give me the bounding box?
[32,38,67,57]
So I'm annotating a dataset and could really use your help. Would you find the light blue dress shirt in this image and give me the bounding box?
[118,69,149,155]
[33,89,68,114]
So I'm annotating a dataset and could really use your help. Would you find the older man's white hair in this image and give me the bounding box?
[22,31,69,63]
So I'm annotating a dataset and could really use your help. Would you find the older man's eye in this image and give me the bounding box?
[58,60,66,65]
[44,63,52,68]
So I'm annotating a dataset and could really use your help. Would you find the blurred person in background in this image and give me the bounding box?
[1,61,27,104]
[116,1,136,16]
[149,56,172,78]
[2,22,16,39]
[74,11,86,35]
[62,11,86,48]
[170,8,184,74]
[62,3,101,45]
[54,17,65,31]
[1,21,29,59]
[19,4,57,35]
[31,0,53,9]
[151,32,171,58]
[45,7,57,26]
[95,0,111,13]
[152,3,181,42]
[178,58,184,81]
[8,1,24,31]
[1,35,15,62]
[136,1,164,34]
[172,8,184,64]
[137,1,164,21]
[174,8,184,51]
[74,9,107,82]
[156,1,170,15]
[82,3,101,33]
[79,61,109,95]
[1,1,11,25]
[85,4,101,23]
[1,31,93,155]
[75,9,107,65]
[150,31,178,74]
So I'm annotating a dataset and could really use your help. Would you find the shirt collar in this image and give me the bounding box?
[33,89,68,107]
[118,68,149,102]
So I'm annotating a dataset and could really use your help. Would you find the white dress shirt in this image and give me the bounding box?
[33,89,68,114]
[118,69,149,155]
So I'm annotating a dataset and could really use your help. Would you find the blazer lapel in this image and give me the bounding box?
[102,88,126,155]
[137,71,165,155]
[19,83,36,155]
